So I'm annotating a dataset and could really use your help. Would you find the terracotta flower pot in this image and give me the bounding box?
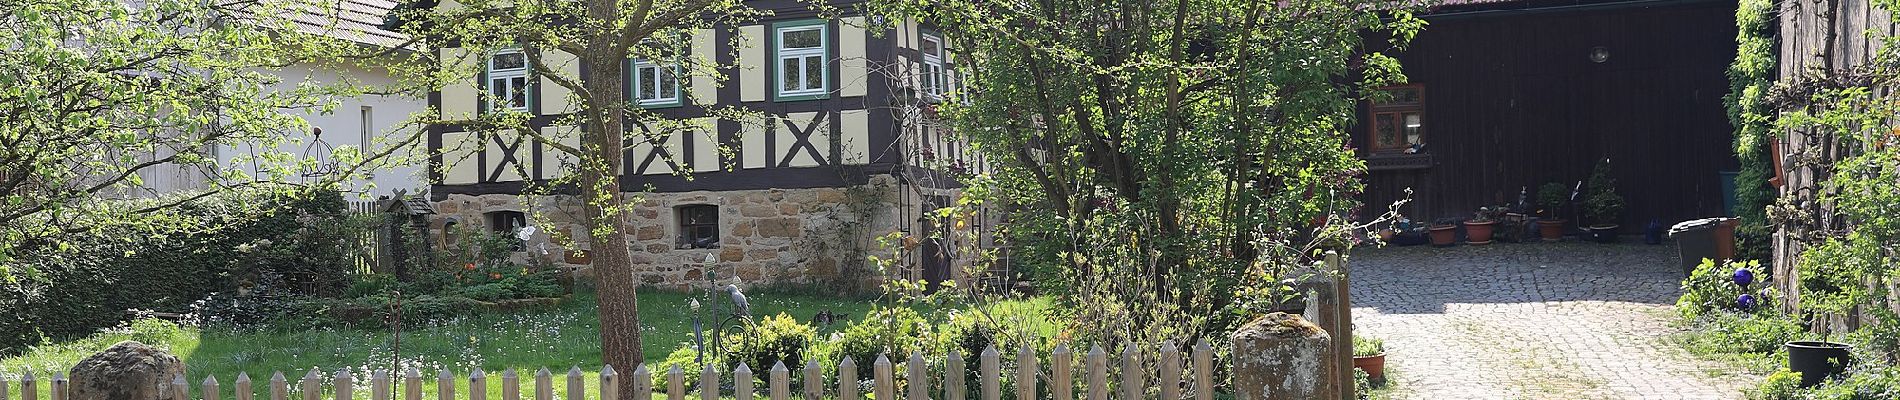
[1354,353,1387,383]
[1464,221,1496,245]
[1428,225,1457,247]
[1537,219,1567,241]
[1378,229,1397,242]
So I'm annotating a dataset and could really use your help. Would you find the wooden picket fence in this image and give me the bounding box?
[1,342,1219,400]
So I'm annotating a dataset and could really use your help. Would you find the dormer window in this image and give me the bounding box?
[487,50,531,112]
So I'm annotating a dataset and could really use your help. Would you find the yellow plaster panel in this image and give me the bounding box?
[537,125,581,180]
[439,48,479,120]
[779,112,827,168]
[839,109,869,164]
[627,125,676,176]
[439,131,480,185]
[539,49,579,115]
[738,25,766,102]
[690,118,719,172]
[741,116,770,169]
[691,29,718,104]
[484,130,527,182]
[840,17,868,98]
[907,60,921,91]
[901,18,918,50]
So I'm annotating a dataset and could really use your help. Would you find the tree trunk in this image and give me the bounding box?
[578,15,643,393]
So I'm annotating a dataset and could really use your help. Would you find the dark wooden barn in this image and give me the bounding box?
[1355,0,1741,232]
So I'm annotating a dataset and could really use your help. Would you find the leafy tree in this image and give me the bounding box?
[389,0,759,388]
[0,0,416,262]
[866,0,1423,354]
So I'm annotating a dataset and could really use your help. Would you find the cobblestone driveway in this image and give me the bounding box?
[1350,242,1751,399]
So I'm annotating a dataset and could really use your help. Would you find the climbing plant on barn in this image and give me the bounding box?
[1724,0,1780,261]
[1767,0,1900,361]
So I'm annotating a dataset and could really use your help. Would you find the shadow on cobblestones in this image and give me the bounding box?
[1351,241,1684,315]
[1348,241,1749,399]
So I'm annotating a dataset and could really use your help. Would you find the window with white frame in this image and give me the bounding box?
[487,50,530,111]
[921,33,945,100]
[630,59,680,106]
[775,22,827,98]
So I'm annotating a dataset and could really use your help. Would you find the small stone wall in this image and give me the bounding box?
[431,176,910,288]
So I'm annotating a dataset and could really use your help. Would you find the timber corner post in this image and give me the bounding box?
[1329,251,1353,400]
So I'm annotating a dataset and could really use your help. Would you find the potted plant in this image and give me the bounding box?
[1428,217,1459,247]
[1789,252,1856,387]
[1465,207,1501,245]
[1582,158,1625,243]
[1353,336,1387,384]
[1536,182,1569,241]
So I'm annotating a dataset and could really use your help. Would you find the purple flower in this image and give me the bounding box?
[1738,293,1757,310]
[1733,268,1756,287]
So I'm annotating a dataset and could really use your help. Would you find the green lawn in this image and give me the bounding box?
[3,290,1055,400]
[0,289,918,399]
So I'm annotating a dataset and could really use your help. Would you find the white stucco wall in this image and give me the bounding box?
[205,60,428,198]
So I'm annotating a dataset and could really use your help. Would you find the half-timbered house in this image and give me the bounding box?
[423,1,987,288]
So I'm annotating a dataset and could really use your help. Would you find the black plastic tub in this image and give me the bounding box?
[1787,341,1852,387]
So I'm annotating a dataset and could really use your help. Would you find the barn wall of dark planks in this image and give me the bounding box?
[1768,0,1895,311]
[1354,0,1741,231]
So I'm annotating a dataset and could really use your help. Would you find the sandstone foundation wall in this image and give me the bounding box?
[431,176,915,289]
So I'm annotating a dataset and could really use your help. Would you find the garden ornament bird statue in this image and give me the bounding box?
[724,284,750,318]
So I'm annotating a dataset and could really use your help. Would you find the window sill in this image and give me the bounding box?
[775,91,829,102]
[1363,152,1433,171]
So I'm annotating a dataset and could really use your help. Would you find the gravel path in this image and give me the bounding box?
[1350,241,1752,399]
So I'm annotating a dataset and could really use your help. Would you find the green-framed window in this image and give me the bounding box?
[486,49,532,112]
[920,31,946,101]
[627,58,682,107]
[772,19,829,101]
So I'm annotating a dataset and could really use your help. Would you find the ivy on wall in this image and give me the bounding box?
[1723,0,1779,261]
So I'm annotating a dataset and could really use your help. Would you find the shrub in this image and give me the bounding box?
[724,312,817,372]
[1679,259,1777,319]
[0,309,40,356]
[936,312,999,359]
[1537,182,1569,219]
[1582,158,1624,226]
[651,344,716,391]
[1805,366,1900,400]
[5,190,365,339]
[1795,240,1865,318]
[831,306,931,378]
[1684,312,1808,355]
[190,271,306,328]
[1354,336,1385,356]
[1748,369,1803,400]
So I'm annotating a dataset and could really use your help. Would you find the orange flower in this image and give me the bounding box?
[464,263,477,271]
[490,273,502,280]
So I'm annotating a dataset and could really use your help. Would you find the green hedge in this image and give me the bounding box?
[1,190,363,355]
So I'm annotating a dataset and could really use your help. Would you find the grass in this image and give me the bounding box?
[1666,311,1807,377]
[0,289,932,399]
[1361,367,1402,400]
[3,289,1057,400]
